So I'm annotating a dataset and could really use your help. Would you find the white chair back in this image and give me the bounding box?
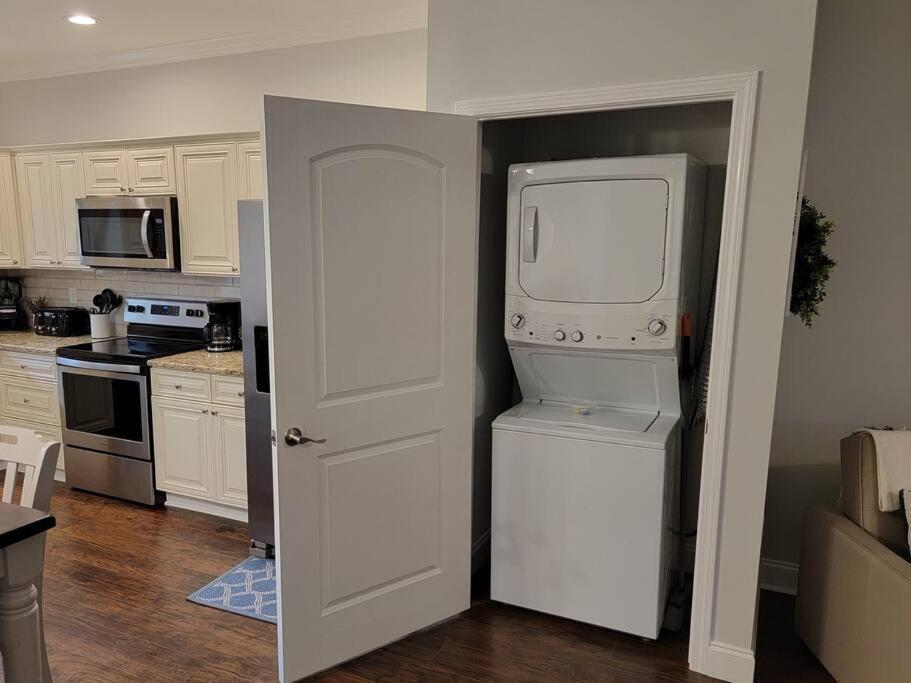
[0,426,60,512]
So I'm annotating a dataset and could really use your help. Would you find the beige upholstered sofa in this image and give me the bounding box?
[795,433,911,682]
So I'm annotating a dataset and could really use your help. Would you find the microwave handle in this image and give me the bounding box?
[139,210,153,258]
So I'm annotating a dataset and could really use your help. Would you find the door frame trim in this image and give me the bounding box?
[454,70,760,680]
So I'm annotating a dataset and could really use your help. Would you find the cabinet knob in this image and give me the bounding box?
[19,364,27,369]
[12,260,17,264]
[237,391,244,397]
[231,266,239,272]
[119,187,127,193]
[211,410,219,416]
[202,408,208,415]
[22,398,30,404]
[174,384,182,390]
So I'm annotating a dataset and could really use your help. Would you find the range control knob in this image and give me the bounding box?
[647,319,667,336]
[510,314,525,329]
[571,330,584,343]
[127,305,136,313]
[553,329,566,342]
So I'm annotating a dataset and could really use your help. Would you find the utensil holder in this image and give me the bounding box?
[90,313,114,340]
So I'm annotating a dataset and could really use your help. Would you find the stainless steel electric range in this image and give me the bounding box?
[56,297,211,505]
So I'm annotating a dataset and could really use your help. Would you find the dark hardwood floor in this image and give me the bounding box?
[16,483,832,682]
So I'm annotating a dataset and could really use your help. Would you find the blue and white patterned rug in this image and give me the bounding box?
[188,556,278,624]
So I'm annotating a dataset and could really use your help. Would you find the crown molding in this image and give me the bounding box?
[0,3,427,84]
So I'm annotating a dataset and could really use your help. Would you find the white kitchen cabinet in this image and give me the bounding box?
[49,152,88,268]
[175,142,240,275]
[150,368,247,514]
[211,404,248,507]
[0,351,64,475]
[126,146,176,194]
[83,149,128,195]
[0,155,23,267]
[237,141,263,201]
[15,153,57,267]
[151,396,213,499]
[15,151,88,269]
[84,146,176,195]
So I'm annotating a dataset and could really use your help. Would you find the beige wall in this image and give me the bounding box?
[0,29,427,146]
[427,0,817,669]
[764,0,911,565]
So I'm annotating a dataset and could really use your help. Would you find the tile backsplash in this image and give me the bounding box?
[7,269,239,335]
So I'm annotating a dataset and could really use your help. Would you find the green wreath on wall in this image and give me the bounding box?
[790,197,836,327]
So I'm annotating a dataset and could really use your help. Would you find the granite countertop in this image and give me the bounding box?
[149,349,244,377]
[0,330,94,356]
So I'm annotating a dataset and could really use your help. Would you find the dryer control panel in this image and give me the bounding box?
[504,296,678,351]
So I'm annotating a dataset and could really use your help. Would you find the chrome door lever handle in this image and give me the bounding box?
[284,427,326,446]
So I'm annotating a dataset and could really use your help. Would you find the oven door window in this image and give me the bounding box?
[78,208,166,259]
[61,372,144,442]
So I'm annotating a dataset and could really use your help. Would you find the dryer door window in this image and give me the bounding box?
[518,179,668,303]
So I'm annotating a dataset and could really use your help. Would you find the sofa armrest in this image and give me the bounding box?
[796,506,911,683]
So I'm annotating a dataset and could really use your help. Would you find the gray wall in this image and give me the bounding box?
[764,0,911,565]
[0,30,427,145]
[427,0,817,661]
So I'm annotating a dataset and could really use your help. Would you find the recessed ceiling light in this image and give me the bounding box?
[66,14,98,26]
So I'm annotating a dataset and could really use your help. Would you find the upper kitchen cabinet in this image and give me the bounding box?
[0,155,23,267]
[84,146,176,195]
[15,151,88,269]
[50,152,89,268]
[176,142,240,275]
[237,141,263,200]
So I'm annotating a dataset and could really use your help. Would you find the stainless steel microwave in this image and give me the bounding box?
[75,196,180,270]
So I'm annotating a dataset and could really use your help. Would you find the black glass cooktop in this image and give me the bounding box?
[57,337,204,365]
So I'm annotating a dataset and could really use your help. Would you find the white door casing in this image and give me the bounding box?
[455,72,760,682]
[263,95,478,681]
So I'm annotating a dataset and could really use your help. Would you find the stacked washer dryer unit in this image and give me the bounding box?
[491,154,706,640]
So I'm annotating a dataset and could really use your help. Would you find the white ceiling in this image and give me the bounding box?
[0,0,427,83]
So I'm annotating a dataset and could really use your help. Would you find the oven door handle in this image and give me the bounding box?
[140,209,153,258]
[57,357,143,375]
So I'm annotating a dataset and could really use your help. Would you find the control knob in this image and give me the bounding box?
[510,314,525,329]
[571,330,584,342]
[647,319,667,336]
[553,329,566,342]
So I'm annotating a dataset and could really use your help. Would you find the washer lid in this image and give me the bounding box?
[509,345,680,414]
[518,178,669,304]
[515,401,658,433]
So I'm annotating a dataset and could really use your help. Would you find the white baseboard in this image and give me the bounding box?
[757,557,799,595]
[702,640,756,683]
[684,540,798,596]
[165,493,248,523]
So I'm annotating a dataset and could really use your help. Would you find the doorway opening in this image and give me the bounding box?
[470,101,733,642]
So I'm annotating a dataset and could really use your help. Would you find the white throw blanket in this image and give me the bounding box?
[856,429,911,512]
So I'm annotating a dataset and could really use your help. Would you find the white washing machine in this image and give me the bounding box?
[491,154,706,639]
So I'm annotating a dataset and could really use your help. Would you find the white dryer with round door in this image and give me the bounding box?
[491,154,706,639]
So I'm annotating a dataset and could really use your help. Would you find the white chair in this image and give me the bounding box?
[0,426,60,683]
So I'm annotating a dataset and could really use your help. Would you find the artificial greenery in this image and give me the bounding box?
[790,197,836,327]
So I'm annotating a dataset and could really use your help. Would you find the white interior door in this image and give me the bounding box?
[262,95,478,681]
[519,179,669,303]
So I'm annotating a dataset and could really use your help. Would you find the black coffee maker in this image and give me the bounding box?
[0,278,26,330]
[204,299,241,352]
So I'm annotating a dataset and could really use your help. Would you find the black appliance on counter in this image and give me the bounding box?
[56,297,211,505]
[239,200,273,557]
[33,307,90,336]
[204,299,241,352]
[0,278,26,330]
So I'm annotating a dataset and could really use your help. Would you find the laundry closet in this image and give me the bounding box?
[470,102,732,636]
[261,95,734,678]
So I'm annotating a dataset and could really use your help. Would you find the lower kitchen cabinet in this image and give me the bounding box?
[150,369,247,513]
[151,396,212,498]
[0,351,65,475]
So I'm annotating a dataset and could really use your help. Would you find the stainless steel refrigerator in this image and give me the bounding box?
[238,200,274,557]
